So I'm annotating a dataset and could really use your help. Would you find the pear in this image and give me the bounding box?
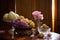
[3,13,9,22]
[15,13,20,19]
[8,11,19,21]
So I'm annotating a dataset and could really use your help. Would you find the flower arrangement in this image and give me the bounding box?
[32,11,44,20]
[32,11,44,30]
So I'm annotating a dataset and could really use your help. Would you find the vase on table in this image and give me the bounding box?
[32,11,44,34]
[37,20,42,34]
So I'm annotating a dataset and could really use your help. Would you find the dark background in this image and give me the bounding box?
[0,0,60,40]
[0,0,15,40]
[16,0,52,29]
[55,0,60,34]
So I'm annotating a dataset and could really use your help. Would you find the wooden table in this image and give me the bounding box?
[14,37,32,40]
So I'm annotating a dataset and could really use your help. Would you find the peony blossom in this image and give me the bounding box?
[32,11,44,20]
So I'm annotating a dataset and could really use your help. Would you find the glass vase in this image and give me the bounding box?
[37,20,42,34]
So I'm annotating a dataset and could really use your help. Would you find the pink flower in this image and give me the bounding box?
[32,11,44,20]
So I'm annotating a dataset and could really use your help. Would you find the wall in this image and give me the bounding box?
[36,0,52,28]
[16,0,52,29]
[55,0,60,34]
[0,0,15,40]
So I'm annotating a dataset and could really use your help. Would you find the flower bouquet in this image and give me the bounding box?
[32,11,43,29]
[32,11,43,21]
[32,11,51,39]
[32,11,44,33]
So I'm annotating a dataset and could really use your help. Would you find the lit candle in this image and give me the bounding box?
[52,0,56,32]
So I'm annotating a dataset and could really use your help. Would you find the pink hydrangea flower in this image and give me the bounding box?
[32,11,44,20]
